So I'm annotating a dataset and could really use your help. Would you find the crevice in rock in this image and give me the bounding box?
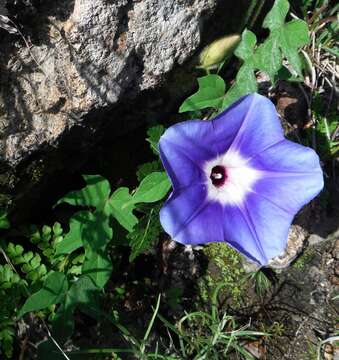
[6,0,76,45]
[112,0,134,53]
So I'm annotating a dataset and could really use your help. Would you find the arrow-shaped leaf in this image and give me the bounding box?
[222,30,258,109]
[261,0,309,77]
[54,211,90,256]
[109,188,138,232]
[57,175,111,212]
[133,172,171,204]
[18,271,68,318]
[82,250,112,289]
[179,75,226,113]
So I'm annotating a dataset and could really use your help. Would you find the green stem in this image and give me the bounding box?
[238,0,258,33]
[249,0,266,29]
[69,348,135,355]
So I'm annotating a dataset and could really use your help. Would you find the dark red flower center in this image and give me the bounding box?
[210,165,227,187]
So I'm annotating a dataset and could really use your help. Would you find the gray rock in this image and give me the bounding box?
[0,0,218,166]
[268,224,307,269]
[333,239,339,260]
[308,233,326,246]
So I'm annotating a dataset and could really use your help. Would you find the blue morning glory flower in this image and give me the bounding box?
[159,94,324,266]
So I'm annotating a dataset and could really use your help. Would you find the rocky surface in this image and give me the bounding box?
[0,0,218,166]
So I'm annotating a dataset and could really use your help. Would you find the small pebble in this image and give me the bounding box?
[324,351,333,360]
[309,234,325,245]
[332,240,339,260]
[324,344,334,360]
[329,275,339,286]
[324,343,334,354]
[327,258,334,265]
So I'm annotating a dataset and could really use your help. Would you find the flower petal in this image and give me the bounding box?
[159,120,215,189]
[211,93,284,157]
[249,139,324,213]
[223,140,323,265]
[160,184,224,245]
[222,204,270,264]
[225,194,293,265]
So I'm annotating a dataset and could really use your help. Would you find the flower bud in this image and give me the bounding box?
[199,34,241,70]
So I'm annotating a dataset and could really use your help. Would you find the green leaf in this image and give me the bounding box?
[49,302,74,345]
[82,212,113,288]
[109,188,138,232]
[282,20,309,49]
[234,30,257,61]
[221,0,309,107]
[18,271,68,317]
[6,243,24,258]
[128,208,162,262]
[42,225,52,240]
[279,20,309,76]
[51,275,99,343]
[261,0,309,77]
[0,327,14,358]
[81,212,113,254]
[133,172,171,204]
[254,37,281,81]
[37,339,67,360]
[25,264,47,282]
[0,210,10,229]
[179,75,226,112]
[57,175,111,212]
[66,275,99,308]
[0,264,21,290]
[29,226,41,244]
[136,161,162,182]
[223,65,257,110]
[30,254,41,269]
[52,222,63,237]
[146,125,165,155]
[222,30,258,109]
[82,251,112,288]
[262,0,289,30]
[22,251,34,263]
[54,211,90,256]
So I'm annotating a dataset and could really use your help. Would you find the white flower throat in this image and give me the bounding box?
[204,150,261,206]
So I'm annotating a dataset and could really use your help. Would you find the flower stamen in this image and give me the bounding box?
[210,165,227,187]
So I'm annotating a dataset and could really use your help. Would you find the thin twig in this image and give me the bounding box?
[19,336,28,360]
[7,18,48,78]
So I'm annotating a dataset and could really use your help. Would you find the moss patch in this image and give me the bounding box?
[198,242,246,307]
[293,246,316,269]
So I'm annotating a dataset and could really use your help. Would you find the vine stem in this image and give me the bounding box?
[249,0,266,29]
[238,0,258,33]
